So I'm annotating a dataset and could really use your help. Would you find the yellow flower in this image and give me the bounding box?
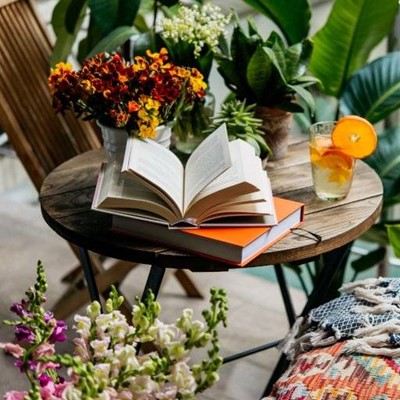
[51,62,73,76]
[189,73,207,93]
[139,123,157,139]
[81,79,95,94]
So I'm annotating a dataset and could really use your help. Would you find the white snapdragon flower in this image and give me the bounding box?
[113,344,140,370]
[169,362,196,396]
[154,322,188,360]
[126,375,159,397]
[62,385,82,400]
[106,312,131,342]
[73,315,91,339]
[97,387,118,400]
[95,313,115,338]
[158,3,231,58]
[154,382,178,399]
[90,336,111,359]
[94,362,111,382]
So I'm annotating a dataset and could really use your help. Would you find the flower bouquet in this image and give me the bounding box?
[1,262,228,400]
[155,3,231,152]
[48,49,207,140]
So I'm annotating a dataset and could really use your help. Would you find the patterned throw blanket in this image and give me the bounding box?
[283,277,400,360]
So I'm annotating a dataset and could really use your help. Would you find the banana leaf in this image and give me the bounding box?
[242,0,311,45]
[309,0,398,98]
[364,128,400,207]
[339,52,400,124]
[50,0,87,65]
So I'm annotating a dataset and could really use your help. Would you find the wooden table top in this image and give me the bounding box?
[39,140,383,272]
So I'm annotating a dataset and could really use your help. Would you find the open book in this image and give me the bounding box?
[92,124,277,228]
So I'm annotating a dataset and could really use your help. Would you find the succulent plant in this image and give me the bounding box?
[204,99,271,157]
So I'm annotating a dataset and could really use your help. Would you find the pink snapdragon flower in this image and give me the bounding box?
[4,390,28,400]
[0,342,24,358]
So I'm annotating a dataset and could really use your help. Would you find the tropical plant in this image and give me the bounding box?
[244,0,400,288]
[50,0,186,66]
[204,99,271,157]
[215,17,319,114]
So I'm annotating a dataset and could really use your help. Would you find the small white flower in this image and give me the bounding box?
[169,362,196,395]
[90,336,111,358]
[127,375,159,396]
[157,3,231,58]
[73,315,92,339]
[94,362,111,382]
[62,385,82,400]
[113,344,139,370]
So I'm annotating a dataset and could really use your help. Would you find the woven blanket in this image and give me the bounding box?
[283,277,400,360]
[265,341,400,400]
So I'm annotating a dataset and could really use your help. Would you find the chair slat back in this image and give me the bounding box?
[0,0,101,190]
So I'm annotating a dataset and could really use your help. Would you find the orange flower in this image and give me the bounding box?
[48,49,205,132]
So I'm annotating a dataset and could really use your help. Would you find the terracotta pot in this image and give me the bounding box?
[255,106,293,161]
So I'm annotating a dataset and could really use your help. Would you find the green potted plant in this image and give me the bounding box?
[204,99,271,159]
[215,18,319,160]
[244,0,400,289]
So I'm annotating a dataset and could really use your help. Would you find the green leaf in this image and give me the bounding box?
[285,39,313,81]
[132,31,160,56]
[365,128,400,207]
[86,26,139,59]
[51,0,87,65]
[387,224,400,258]
[340,52,400,124]
[289,85,315,113]
[246,47,273,101]
[65,0,87,34]
[242,0,311,45]
[309,0,398,98]
[88,0,141,35]
[350,247,386,273]
[77,18,105,62]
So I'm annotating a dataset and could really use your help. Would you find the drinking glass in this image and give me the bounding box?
[309,121,355,201]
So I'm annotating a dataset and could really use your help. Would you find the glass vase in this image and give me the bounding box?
[173,91,215,155]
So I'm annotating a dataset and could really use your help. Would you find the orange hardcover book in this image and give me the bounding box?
[112,197,304,266]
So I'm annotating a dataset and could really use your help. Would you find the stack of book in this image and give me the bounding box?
[92,124,304,266]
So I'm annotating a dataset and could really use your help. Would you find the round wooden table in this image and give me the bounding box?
[39,141,383,272]
[39,140,383,392]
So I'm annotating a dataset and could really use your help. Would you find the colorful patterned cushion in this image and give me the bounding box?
[265,341,400,399]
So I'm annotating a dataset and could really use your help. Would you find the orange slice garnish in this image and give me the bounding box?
[331,115,377,159]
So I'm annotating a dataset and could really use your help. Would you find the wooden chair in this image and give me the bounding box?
[0,0,201,319]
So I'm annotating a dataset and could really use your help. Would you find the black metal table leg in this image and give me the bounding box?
[261,242,354,399]
[141,264,166,302]
[274,264,297,326]
[78,246,101,304]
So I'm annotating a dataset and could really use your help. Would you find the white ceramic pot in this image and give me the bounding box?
[98,122,172,160]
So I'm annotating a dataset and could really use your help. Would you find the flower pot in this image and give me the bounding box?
[97,122,172,160]
[255,106,293,161]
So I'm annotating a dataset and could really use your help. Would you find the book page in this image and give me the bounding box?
[183,124,231,210]
[93,162,178,224]
[185,139,269,218]
[122,137,184,215]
